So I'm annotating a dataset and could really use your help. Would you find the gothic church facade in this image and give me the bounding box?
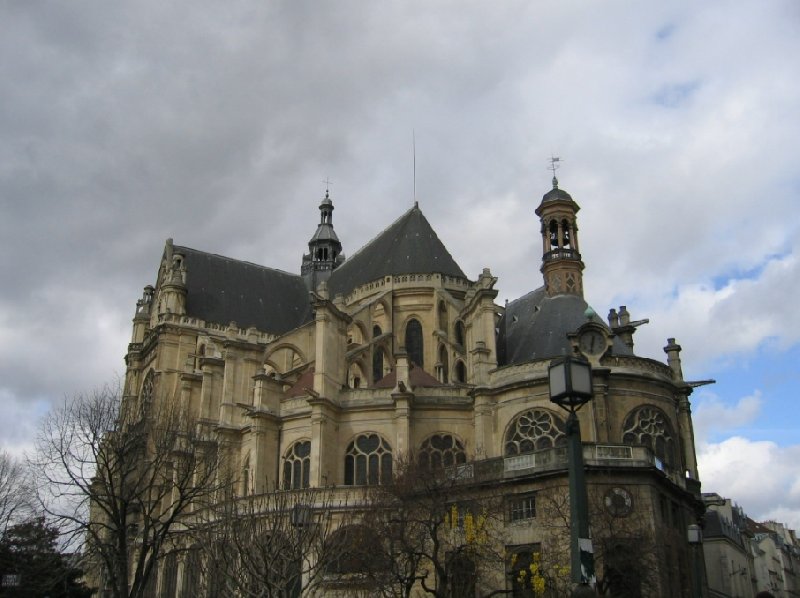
[124,178,704,596]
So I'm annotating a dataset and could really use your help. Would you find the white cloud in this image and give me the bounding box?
[1,0,799,534]
[698,437,800,530]
[692,391,762,445]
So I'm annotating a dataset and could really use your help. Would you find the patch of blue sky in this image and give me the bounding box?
[698,343,800,447]
[655,23,676,41]
[710,249,792,291]
[652,81,700,108]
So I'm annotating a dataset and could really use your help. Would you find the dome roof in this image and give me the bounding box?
[497,288,633,365]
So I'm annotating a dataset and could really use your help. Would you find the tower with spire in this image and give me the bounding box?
[535,175,585,297]
[301,188,344,290]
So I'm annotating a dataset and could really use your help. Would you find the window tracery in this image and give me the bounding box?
[344,434,392,485]
[504,408,567,456]
[622,406,676,467]
[283,440,311,489]
[418,434,467,470]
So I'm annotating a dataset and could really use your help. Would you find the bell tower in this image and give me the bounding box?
[535,175,585,297]
[302,188,344,290]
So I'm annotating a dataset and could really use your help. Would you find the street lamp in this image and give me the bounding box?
[548,356,595,595]
[687,524,703,598]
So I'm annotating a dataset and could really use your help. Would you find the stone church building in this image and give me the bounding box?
[123,177,705,596]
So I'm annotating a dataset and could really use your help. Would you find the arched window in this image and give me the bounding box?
[454,360,467,383]
[373,324,382,338]
[139,370,155,416]
[419,434,467,470]
[622,406,676,468]
[445,554,476,597]
[438,300,448,331]
[283,441,311,489]
[505,409,567,456]
[454,320,466,347]
[549,219,559,248]
[344,434,392,485]
[405,318,424,367]
[562,218,572,248]
[241,453,251,495]
[438,344,449,384]
[372,347,385,384]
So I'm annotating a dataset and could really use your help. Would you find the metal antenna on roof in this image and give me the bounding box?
[413,130,418,208]
[548,155,562,188]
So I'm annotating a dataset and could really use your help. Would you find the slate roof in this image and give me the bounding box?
[373,364,443,389]
[497,288,633,365]
[326,205,467,298]
[174,246,313,335]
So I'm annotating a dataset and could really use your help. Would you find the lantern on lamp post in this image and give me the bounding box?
[548,356,595,594]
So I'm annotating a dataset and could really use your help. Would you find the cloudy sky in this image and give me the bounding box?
[2,1,798,528]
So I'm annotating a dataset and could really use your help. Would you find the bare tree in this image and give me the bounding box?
[354,456,506,598]
[190,484,347,598]
[31,383,224,598]
[0,451,30,534]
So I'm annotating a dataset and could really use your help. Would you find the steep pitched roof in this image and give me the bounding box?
[175,246,313,335]
[327,205,467,298]
[496,288,633,365]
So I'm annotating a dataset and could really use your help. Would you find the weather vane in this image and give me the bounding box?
[548,156,562,187]
[548,156,562,177]
[323,178,333,197]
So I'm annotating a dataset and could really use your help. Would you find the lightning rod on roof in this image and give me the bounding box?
[413,130,418,208]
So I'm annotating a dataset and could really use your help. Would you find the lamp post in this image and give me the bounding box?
[687,523,703,598]
[548,356,595,595]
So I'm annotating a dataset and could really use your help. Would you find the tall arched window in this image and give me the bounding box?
[622,406,676,468]
[505,409,567,456]
[405,318,424,367]
[549,219,559,248]
[438,300,448,331]
[283,441,311,489]
[454,320,466,347]
[454,360,467,383]
[438,344,449,384]
[372,347,385,384]
[562,218,572,248]
[241,454,251,495]
[418,434,467,470]
[344,434,392,485]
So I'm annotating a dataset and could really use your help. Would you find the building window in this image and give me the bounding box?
[506,544,543,598]
[454,320,466,346]
[373,347,385,384]
[140,370,155,407]
[283,441,311,489]
[504,409,567,456]
[438,300,448,331]
[444,553,476,597]
[326,525,385,575]
[405,318,424,367]
[241,454,251,495]
[454,360,467,383]
[344,434,392,485]
[622,405,676,468]
[437,344,449,383]
[508,493,536,522]
[419,434,467,470]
